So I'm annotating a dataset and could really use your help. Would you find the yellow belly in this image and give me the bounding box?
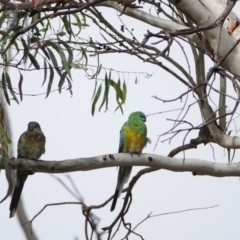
[122,129,146,153]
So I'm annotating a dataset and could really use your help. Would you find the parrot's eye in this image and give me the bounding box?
[140,115,146,122]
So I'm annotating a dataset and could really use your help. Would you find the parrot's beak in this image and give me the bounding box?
[34,127,41,132]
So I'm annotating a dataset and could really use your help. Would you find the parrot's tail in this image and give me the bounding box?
[110,166,132,212]
[9,181,25,218]
[110,189,119,211]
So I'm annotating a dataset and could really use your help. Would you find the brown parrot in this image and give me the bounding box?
[9,121,46,218]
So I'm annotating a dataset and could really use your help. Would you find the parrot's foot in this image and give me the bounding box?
[130,152,141,157]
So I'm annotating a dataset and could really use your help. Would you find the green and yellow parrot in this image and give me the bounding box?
[110,111,148,211]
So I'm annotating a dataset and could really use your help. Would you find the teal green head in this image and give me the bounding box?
[128,111,146,122]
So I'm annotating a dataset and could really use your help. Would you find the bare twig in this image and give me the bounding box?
[131,205,219,235]
[21,202,83,230]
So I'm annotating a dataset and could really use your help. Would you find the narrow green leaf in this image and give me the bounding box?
[40,47,50,60]
[33,26,41,36]
[61,41,73,65]
[96,64,102,77]
[2,53,7,63]
[13,40,20,54]
[92,80,98,101]
[116,79,123,100]
[28,52,40,69]
[48,41,72,79]
[67,14,74,38]
[57,31,66,37]
[20,37,29,62]
[91,84,102,116]
[39,12,45,27]
[47,41,59,52]
[43,20,51,38]
[80,12,87,26]
[65,76,73,96]
[5,72,19,104]
[18,72,23,101]
[61,15,72,36]
[42,60,48,86]
[105,74,110,111]
[110,79,124,114]
[122,80,127,103]
[1,35,10,53]
[0,126,12,145]
[47,48,61,77]
[0,13,5,28]
[110,79,123,102]
[99,73,110,112]
[29,36,38,43]
[47,48,58,68]
[58,71,67,93]
[2,72,10,105]
[46,63,54,98]
[80,47,88,65]
[72,13,82,35]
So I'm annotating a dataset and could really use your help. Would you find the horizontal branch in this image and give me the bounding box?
[1,153,240,177]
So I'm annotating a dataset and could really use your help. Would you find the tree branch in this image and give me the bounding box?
[169,0,240,78]
[96,1,201,45]
[1,153,240,177]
